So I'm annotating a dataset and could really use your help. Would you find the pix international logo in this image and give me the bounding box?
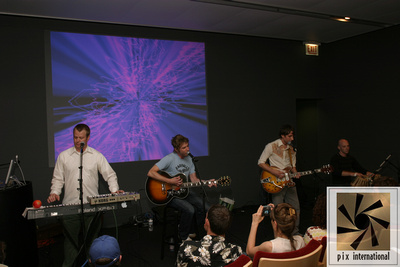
[337,193,390,250]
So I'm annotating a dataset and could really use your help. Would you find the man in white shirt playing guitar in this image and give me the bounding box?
[258,124,301,235]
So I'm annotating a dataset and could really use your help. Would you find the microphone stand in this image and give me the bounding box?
[74,143,102,266]
[387,157,400,181]
[374,154,392,174]
[189,154,207,214]
[77,144,87,264]
[311,171,326,201]
[372,154,400,186]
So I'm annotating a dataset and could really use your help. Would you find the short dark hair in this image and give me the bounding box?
[279,124,294,137]
[171,134,189,150]
[74,124,91,137]
[207,204,232,235]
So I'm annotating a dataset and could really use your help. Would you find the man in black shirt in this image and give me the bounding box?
[330,139,374,186]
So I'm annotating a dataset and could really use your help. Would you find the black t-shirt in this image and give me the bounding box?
[330,153,367,186]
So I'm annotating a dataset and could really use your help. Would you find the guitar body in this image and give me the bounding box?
[261,168,295,194]
[145,172,189,205]
[146,171,231,205]
[260,165,333,194]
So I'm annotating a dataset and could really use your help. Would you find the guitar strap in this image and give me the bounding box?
[287,147,293,168]
[287,148,297,185]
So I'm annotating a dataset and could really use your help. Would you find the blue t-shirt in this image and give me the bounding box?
[156,152,195,179]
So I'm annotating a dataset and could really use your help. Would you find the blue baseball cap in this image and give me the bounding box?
[89,235,121,267]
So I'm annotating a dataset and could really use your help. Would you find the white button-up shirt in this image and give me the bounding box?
[258,138,296,170]
[50,146,119,204]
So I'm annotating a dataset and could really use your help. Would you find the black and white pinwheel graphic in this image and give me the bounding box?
[337,193,390,250]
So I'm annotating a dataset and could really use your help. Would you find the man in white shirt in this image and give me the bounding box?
[47,124,123,267]
[258,124,301,235]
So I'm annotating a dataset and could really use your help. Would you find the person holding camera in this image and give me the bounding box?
[246,203,305,257]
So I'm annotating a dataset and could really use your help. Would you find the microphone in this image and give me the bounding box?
[380,154,392,167]
[375,154,392,173]
[80,142,85,148]
[187,151,198,162]
[288,142,297,152]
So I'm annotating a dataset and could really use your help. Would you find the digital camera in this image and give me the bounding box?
[262,205,272,216]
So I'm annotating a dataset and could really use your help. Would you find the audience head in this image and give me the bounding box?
[205,204,232,236]
[372,175,399,186]
[312,193,327,229]
[89,235,121,267]
[270,203,297,250]
[171,134,189,150]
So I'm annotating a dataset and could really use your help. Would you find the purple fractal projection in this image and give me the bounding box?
[48,31,208,164]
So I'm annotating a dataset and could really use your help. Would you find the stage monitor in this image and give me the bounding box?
[1,157,19,190]
[45,31,209,166]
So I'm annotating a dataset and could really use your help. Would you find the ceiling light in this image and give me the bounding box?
[192,0,391,28]
[335,18,349,22]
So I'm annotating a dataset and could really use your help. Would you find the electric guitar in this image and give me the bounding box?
[145,171,231,205]
[260,164,333,194]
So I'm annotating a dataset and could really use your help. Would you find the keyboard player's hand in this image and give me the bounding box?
[47,193,60,203]
[113,189,125,194]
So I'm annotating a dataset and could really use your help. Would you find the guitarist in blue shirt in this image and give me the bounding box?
[147,134,215,241]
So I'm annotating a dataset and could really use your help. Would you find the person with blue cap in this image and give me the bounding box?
[89,235,122,267]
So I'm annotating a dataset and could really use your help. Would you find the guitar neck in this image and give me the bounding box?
[181,180,216,188]
[290,169,321,177]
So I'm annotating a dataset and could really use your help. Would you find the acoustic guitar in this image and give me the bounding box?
[145,171,231,205]
[260,164,333,194]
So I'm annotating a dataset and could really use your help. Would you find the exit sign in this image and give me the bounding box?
[305,43,319,56]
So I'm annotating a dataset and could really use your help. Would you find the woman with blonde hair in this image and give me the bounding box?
[246,203,305,257]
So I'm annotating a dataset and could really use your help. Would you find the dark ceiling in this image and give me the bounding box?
[1,0,400,43]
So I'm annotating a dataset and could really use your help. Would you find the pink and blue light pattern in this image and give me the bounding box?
[49,32,208,163]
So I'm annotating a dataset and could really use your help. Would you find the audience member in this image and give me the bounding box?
[176,204,243,267]
[246,203,304,258]
[303,193,327,245]
[89,235,122,267]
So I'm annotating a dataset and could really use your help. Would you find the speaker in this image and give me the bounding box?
[0,181,38,266]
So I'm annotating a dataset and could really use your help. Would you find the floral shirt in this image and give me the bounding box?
[176,235,243,267]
